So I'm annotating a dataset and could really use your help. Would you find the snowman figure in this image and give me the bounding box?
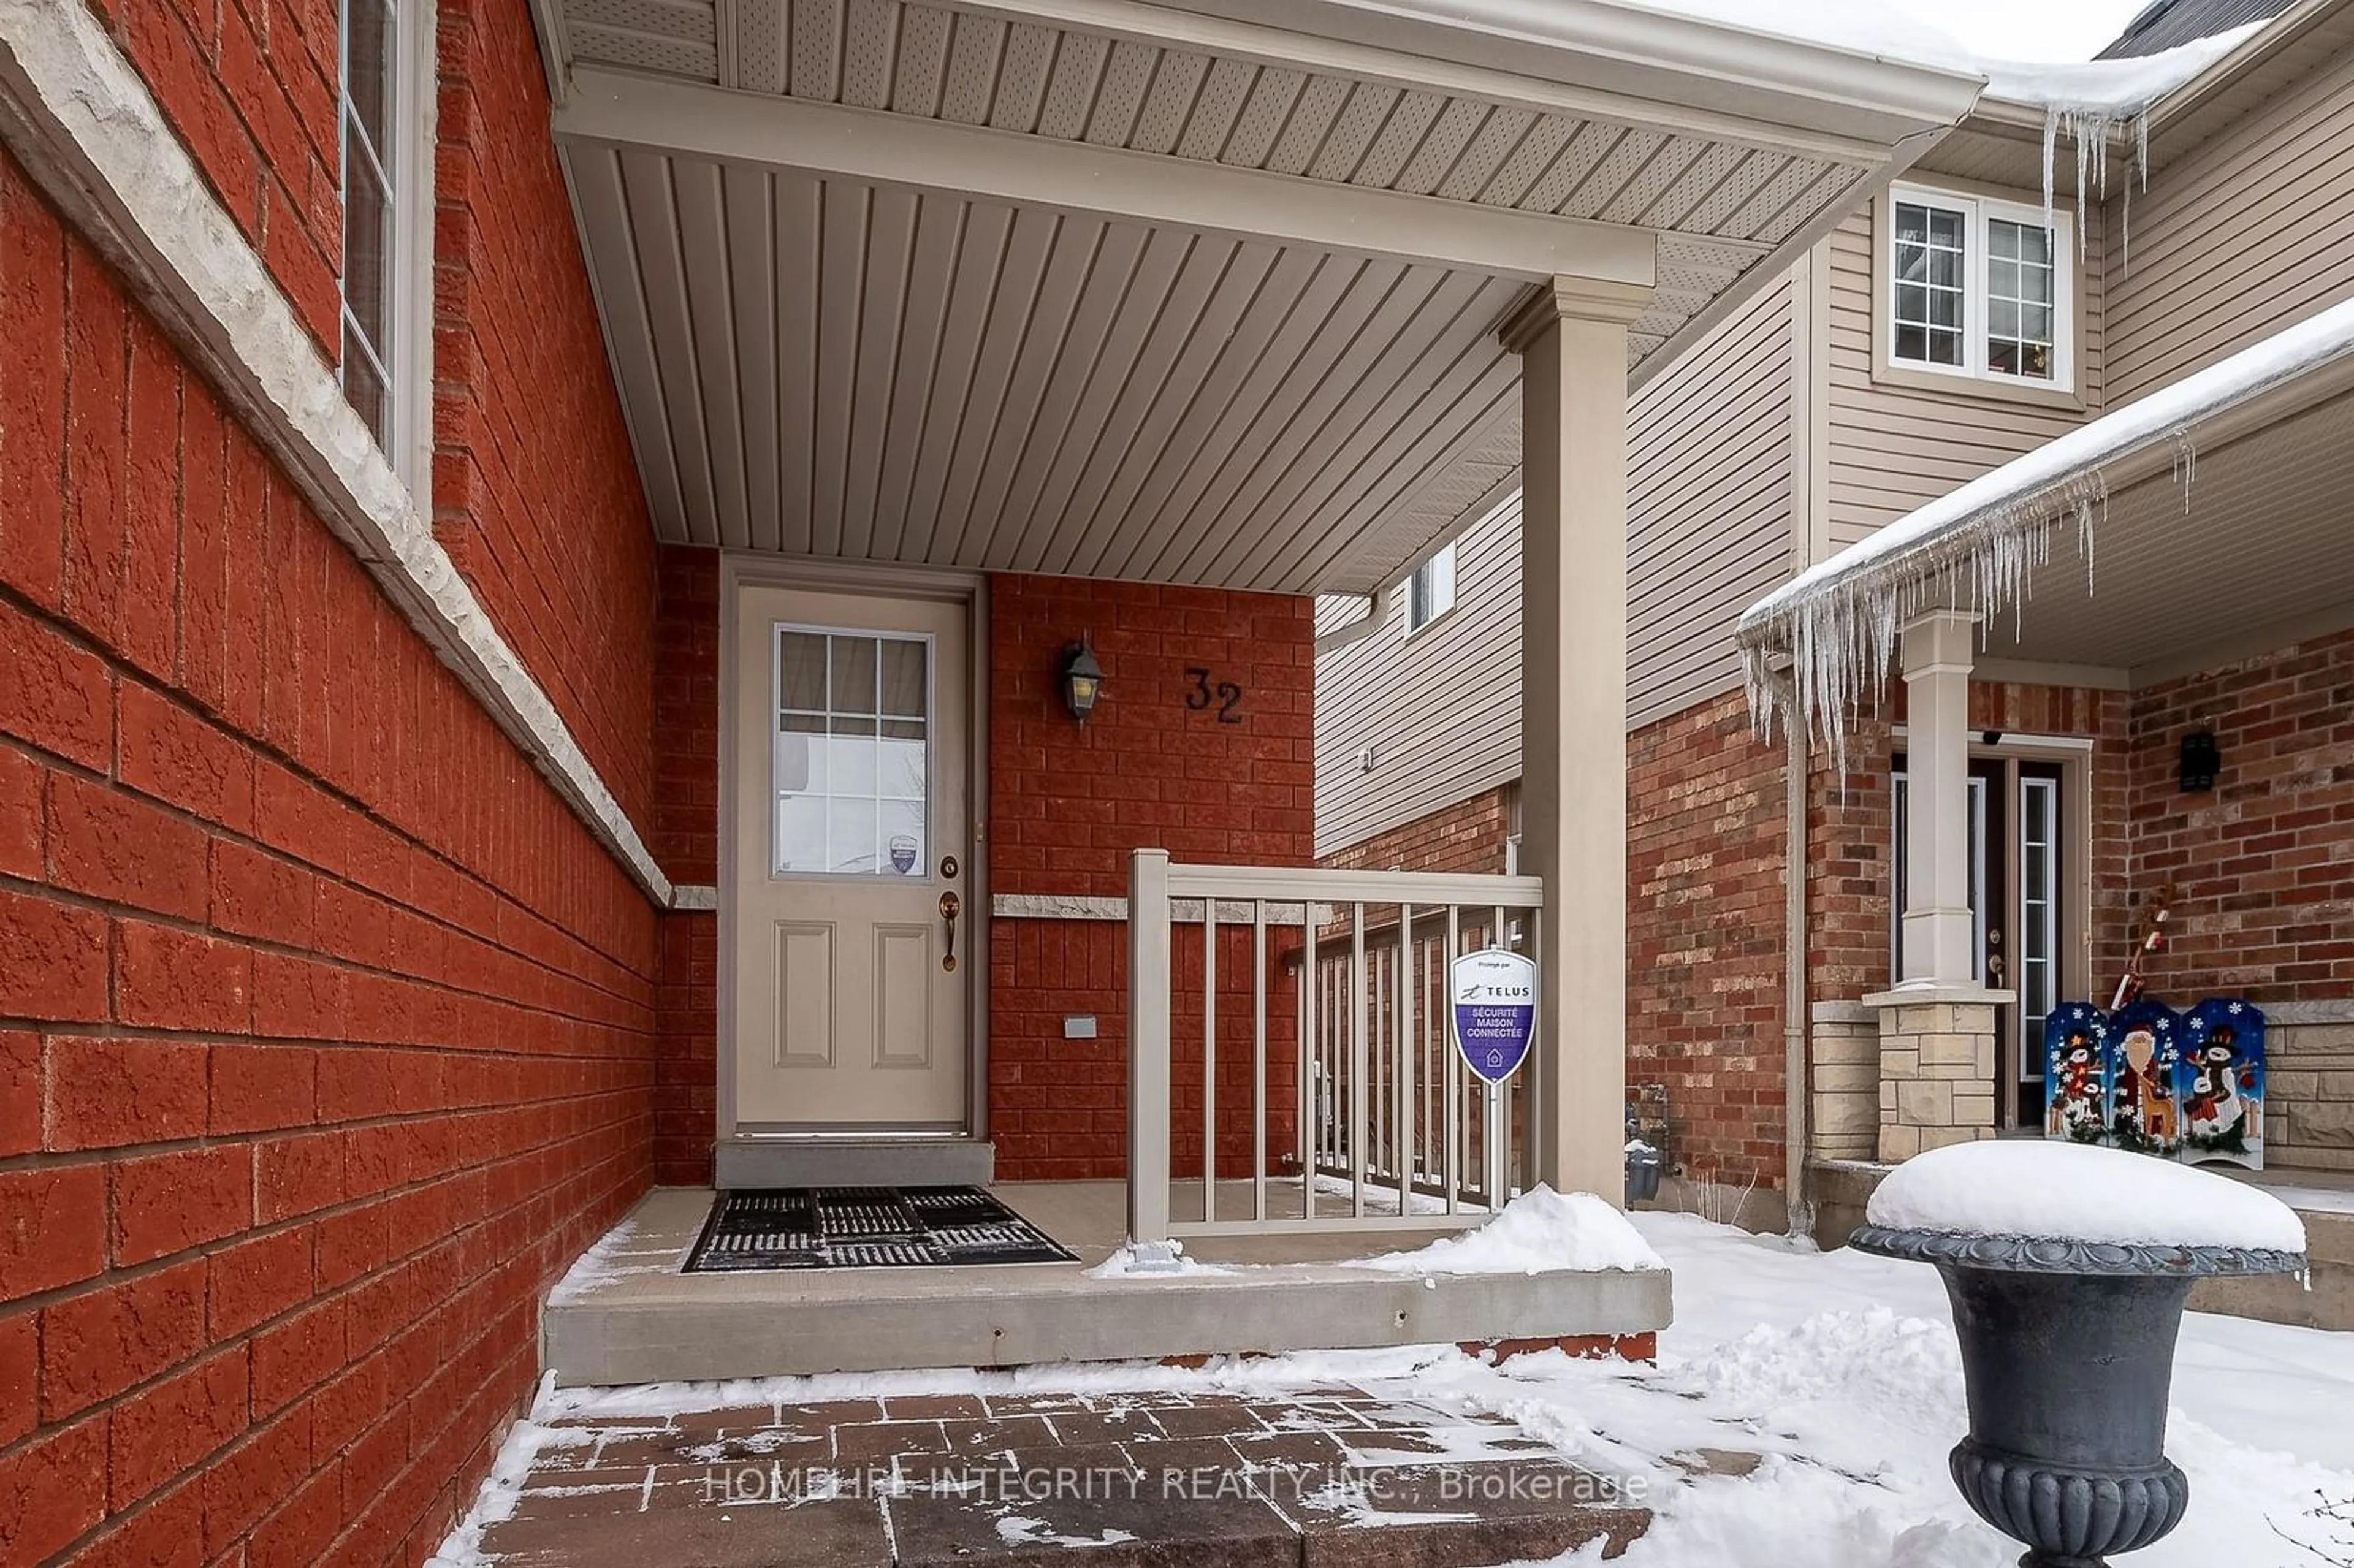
[2049,1026,2103,1140]
[2184,1024,2246,1142]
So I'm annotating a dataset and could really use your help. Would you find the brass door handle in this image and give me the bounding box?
[939,891,961,974]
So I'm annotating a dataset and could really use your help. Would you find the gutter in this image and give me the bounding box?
[969,0,1987,157]
[1313,588,1388,656]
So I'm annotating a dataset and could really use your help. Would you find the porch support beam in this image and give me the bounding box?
[554,67,1663,286]
[1894,610,1979,991]
[1504,275,1650,1205]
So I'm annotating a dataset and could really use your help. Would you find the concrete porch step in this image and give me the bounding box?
[545,1187,1669,1384]
[714,1136,994,1189]
[478,1387,1652,1567]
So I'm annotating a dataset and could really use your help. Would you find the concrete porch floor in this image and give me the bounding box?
[543,1184,1670,1387]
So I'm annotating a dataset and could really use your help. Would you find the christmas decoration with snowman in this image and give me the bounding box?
[2042,887,2266,1170]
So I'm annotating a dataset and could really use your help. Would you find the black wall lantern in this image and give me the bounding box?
[1059,639,1103,724]
[2179,729,2220,793]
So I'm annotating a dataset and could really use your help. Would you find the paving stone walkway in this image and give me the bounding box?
[479,1383,1650,1567]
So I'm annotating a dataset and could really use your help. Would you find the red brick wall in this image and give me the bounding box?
[432,0,659,825]
[2,137,660,1568]
[2127,626,2354,999]
[79,0,661,822]
[987,576,1316,1181]
[1626,691,1789,1190]
[1319,786,1512,876]
[651,546,720,1184]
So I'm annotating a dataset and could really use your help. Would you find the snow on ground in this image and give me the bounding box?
[1867,1140,2309,1254]
[429,1211,2354,1568]
[1346,1186,1666,1276]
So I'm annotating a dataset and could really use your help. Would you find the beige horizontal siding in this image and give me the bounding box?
[1316,274,1799,856]
[1824,205,2103,547]
[1314,496,1523,857]
[2105,49,2354,406]
[1628,273,1795,728]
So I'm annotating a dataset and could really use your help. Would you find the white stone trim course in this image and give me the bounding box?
[0,0,676,904]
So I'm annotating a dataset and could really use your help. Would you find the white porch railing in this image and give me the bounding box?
[1126,849,1545,1243]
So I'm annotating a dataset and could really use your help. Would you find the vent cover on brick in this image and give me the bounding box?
[682,1186,1077,1271]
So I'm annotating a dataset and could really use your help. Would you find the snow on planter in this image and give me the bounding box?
[1346,1186,1666,1276]
[1866,1140,2306,1254]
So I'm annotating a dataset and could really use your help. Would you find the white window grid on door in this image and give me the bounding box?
[769,624,936,881]
[1887,185,2073,393]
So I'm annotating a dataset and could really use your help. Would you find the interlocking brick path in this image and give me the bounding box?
[479,1383,1650,1566]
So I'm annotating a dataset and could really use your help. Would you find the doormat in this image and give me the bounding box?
[682,1186,1080,1273]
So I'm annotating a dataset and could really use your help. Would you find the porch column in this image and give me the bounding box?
[1897,611,1979,988]
[1503,276,1651,1204]
[1867,609,2007,1159]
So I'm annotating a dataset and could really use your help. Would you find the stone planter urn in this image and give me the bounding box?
[1851,1142,2306,1567]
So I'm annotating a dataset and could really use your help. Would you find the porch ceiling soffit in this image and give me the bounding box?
[1979,380,2354,682]
[546,0,1976,591]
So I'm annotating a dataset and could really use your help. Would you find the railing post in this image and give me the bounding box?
[1127,848,1174,1244]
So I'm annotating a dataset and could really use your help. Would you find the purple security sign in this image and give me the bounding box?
[1450,948,1537,1085]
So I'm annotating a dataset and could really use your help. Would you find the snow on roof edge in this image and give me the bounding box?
[1971,20,2265,114]
[1736,293,2354,750]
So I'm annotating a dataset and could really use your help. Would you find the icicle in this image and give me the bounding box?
[2041,105,2060,227]
[1740,472,2120,752]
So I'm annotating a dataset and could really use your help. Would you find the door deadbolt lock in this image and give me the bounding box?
[940,854,960,880]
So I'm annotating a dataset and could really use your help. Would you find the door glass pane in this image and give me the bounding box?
[772,628,931,876]
[2019,776,2060,1086]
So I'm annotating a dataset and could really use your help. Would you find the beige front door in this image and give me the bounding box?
[731,585,970,1128]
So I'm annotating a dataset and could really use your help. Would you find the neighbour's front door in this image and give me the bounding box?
[731,585,970,1129]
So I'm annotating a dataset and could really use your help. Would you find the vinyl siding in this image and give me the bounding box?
[2103,47,2354,408]
[1824,203,2105,548]
[1316,275,1798,856]
[1315,497,1524,856]
[1627,270,1795,728]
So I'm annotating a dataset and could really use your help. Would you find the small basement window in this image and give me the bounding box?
[1887,186,2071,392]
[1406,542,1457,636]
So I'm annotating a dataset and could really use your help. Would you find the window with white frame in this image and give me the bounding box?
[1406,542,1457,635]
[1887,186,2071,390]
[338,0,432,477]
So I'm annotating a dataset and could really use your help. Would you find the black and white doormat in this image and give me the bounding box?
[682,1186,1078,1273]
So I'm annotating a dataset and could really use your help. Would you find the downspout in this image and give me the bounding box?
[1778,665,1814,1240]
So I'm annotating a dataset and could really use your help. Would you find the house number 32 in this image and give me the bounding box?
[1184,667,1244,724]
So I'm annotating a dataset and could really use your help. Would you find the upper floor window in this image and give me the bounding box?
[1887,186,2072,392]
[1406,542,1457,635]
[340,0,433,484]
